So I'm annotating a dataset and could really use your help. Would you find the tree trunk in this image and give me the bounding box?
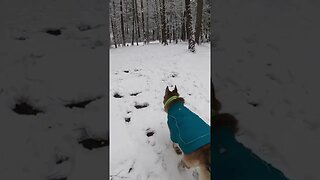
[154,0,161,41]
[120,0,126,46]
[174,12,178,44]
[161,0,168,45]
[111,18,117,48]
[111,1,118,48]
[140,0,146,44]
[146,0,150,44]
[135,0,141,40]
[125,0,129,44]
[185,0,195,52]
[181,10,186,41]
[185,0,192,40]
[195,0,203,45]
[131,0,135,45]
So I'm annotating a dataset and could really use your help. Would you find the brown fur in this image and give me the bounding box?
[213,113,239,134]
[211,80,239,135]
[164,86,211,180]
[182,144,211,180]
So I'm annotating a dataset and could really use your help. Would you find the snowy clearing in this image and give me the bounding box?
[110,42,210,180]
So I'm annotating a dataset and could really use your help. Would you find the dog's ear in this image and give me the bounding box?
[165,86,170,93]
[173,85,178,93]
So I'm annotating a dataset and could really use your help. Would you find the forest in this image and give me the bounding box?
[110,0,211,51]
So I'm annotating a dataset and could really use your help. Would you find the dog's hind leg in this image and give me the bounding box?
[198,165,210,180]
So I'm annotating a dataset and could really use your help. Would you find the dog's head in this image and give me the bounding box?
[163,85,184,112]
[163,85,179,105]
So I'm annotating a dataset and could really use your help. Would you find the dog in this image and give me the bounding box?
[211,80,289,180]
[163,85,211,180]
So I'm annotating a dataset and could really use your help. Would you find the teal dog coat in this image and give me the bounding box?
[167,102,210,154]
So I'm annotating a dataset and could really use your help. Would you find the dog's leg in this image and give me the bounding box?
[172,143,182,155]
[182,154,199,169]
[178,159,189,172]
[198,164,210,180]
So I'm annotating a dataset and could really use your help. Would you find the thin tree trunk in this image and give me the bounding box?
[195,0,203,44]
[174,12,178,44]
[120,0,126,46]
[131,0,135,45]
[161,0,168,45]
[111,19,117,48]
[111,1,118,48]
[146,0,149,43]
[181,10,186,41]
[140,0,146,44]
[125,0,129,44]
[135,0,141,40]
[154,0,160,41]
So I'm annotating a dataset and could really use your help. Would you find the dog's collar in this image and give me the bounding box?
[164,96,179,108]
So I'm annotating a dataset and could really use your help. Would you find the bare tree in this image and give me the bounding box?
[161,0,168,45]
[135,0,141,41]
[111,0,118,48]
[195,0,203,44]
[120,0,126,46]
[140,0,146,44]
[146,0,150,43]
[185,0,195,52]
[131,0,135,45]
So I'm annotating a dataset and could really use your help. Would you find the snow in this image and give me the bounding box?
[1,0,319,179]
[0,0,108,179]
[110,43,210,180]
[214,0,320,179]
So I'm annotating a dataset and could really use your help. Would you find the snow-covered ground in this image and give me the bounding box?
[110,43,210,180]
[0,0,108,179]
[214,0,320,180]
[1,0,320,179]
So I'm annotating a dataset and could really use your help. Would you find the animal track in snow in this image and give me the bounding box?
[134,102,149,109]
[146,128,155,137]
[247,101,260,107]
[45,28,62,36]
[130,92,141,96]
[65,96,101,109]
[125,117,131,123]
[170,72,178,78]
[78,138,108,150]
[55,155,69,165]
[12,99,44,115]
[113,92,124,98]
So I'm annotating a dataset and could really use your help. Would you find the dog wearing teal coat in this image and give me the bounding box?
[163,86,211,180]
